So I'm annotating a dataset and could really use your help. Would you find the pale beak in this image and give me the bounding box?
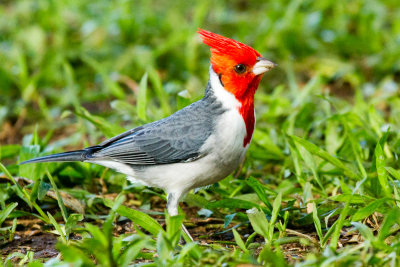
[252,57,276,75]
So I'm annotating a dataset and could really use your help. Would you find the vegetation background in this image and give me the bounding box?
[1,0,400,266]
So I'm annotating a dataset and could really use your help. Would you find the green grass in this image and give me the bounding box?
[1,0,400,266]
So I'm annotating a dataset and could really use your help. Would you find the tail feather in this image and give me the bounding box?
[20,150,88,165]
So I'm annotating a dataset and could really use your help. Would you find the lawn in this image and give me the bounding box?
[1,0,400,266]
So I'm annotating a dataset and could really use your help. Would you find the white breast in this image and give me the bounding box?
[199,108,248,169]
[203,65,250,167]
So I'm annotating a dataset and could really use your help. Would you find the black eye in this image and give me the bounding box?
[234,64,246,74]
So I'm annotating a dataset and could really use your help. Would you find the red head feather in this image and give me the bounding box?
[198,29,261,68]
[198,29,264,146]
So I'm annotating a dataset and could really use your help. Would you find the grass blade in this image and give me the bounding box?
[247,208,269,241]
[247,177,273,212]
[352,198,388,221]
[0,202,18,227]
[75,106,125,138]
[47,212,67,243]
[329,200,351,250]
[351,222,375,242]
[104,200,164,237]
[312,203,323,243]
[232,228,249,253]
[378,208,400,241]
[374,143,391,197]
[46,170,68,223]
[208,198,262,210]
[289,135,360,180]
[137,73,148,121]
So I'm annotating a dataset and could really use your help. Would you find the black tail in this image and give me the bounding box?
[20,150,88,165]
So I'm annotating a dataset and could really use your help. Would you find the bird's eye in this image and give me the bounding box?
[234,64,246,74]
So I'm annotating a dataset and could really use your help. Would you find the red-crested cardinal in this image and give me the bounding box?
[21,29,275,238]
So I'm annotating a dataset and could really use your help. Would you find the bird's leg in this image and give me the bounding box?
[166,193,179,216]
[167,193,194,242]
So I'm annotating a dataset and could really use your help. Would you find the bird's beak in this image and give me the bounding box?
[252,57,276,75]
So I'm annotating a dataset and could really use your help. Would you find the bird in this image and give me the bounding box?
[21,29,276,239]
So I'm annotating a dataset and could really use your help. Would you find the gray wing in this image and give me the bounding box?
[89,96,224,165]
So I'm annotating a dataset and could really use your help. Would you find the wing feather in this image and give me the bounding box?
[88,96,224,165]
